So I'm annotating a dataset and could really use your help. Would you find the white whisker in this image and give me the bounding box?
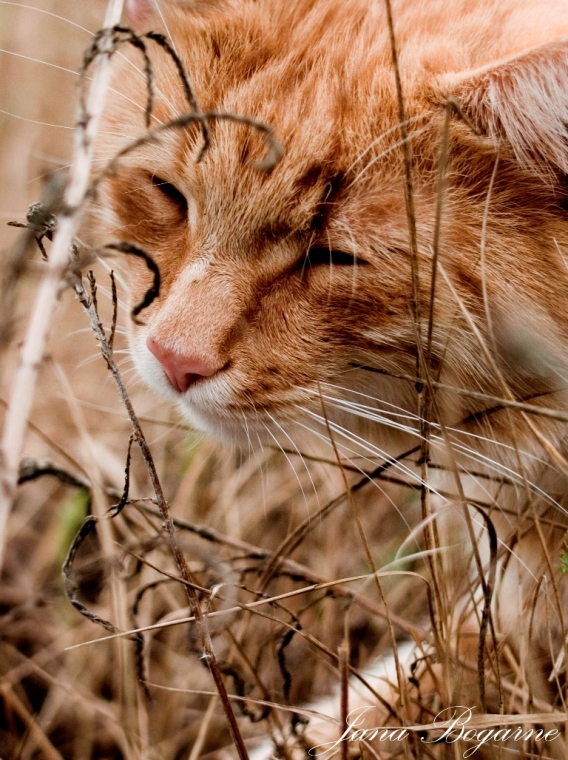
[288,412,419,536]
[345,114,427,174]
[261,421,312,519]
[297,405,443,496]
[265,410,320,506]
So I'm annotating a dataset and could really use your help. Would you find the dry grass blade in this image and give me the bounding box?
[65,570,427,650]
[0,686,65,760]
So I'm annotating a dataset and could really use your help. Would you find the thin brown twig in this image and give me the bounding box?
[72,268,250,760]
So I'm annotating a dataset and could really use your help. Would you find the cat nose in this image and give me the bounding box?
[146,336,222,393]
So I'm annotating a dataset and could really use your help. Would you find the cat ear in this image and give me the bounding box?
[442,39,568,174]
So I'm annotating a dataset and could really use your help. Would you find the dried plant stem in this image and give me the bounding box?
[0,685,65,760]
[0,0,125,572]
[73,276,250,760]
[67,570,427,652]
[188,695,218,760]
[339,638,349,760]
[52,360,142,756]
[382,0,420,337]
[382,0,447,679]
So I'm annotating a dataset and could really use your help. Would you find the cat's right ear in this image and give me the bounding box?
[439,39,568,176]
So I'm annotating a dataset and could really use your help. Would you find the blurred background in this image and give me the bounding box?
[0,3,421,758]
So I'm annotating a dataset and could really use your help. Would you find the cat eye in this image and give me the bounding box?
[304,247,361,266]
[151,175,188,215]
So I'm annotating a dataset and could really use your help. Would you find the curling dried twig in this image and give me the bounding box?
[96,109,283,194]
[62,516,122,636]
[468,503,500,712]
[81,25,210,150]
[109,271,118,352]
[18,458,90,491]
[144,29,211,157]
[100,241,161,321]
[60,489,151,701]
[112,434,135,517]
[81,26,154,129]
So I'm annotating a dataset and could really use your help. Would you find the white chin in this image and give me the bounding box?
[174,400,244,443]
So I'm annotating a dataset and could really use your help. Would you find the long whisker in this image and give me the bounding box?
[0,108,75,131]
[440,437,567,514]
[345,113,428,174]
[151,0,179,56]
[298,405,441,493]
[261,421,312,518]
[290,413,419,537]
[245,399,271,517]
[320,381,564,491]
[0,49,165,125]
[318,381,422,419]
[0,2,94,33]
[265,410,320,505]
[298,400,561,521]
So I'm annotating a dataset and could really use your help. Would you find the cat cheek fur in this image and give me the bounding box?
[98,0,568,447]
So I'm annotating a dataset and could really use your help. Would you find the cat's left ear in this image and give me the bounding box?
[439,39,568,174]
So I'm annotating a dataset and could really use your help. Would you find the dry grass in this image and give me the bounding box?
[1,2,568,759]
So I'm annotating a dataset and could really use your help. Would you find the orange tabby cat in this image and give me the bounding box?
[95,0,568,754]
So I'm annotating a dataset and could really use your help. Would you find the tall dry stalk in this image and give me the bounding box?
[0,0,125,571]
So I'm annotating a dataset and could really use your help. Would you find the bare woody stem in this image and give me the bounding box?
[0,0,125,572]
[73,273,250,760]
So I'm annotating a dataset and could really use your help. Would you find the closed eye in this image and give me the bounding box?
[305,247,362,266]
[151,175,188,215]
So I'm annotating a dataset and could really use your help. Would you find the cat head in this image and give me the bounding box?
[96,0,568,448]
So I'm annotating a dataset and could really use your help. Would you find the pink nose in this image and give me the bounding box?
[146,336,221,393]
